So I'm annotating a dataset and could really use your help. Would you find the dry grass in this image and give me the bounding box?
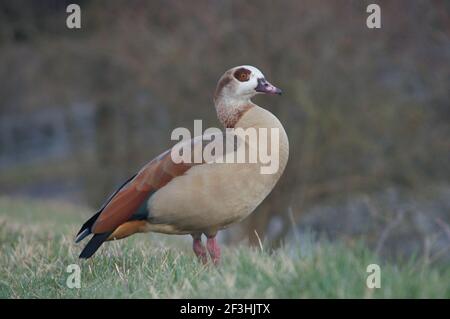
[0,196,449,298]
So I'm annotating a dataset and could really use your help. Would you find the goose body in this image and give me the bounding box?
[145,105,289,235]
[76,65,289,264]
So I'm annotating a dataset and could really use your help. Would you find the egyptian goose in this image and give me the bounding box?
[75,65,289,264]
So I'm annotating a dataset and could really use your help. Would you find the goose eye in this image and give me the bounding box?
[234,68,251,82]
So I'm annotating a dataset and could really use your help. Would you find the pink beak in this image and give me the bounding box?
[255,78,282,95]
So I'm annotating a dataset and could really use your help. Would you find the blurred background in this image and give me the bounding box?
[0,0,449,262]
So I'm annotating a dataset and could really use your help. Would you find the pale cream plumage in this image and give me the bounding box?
[146,105,289,235]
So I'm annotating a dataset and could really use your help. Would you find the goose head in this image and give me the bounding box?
[214,65,282,105]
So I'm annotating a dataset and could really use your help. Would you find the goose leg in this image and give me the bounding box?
[206,235,221,265]
[192,234,208,264]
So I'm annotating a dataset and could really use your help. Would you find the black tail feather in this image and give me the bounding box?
[75,211,101,242]
[75,174,138,243]
[76,174,137,257]
[79,232,112,259]
[75,228,90,243]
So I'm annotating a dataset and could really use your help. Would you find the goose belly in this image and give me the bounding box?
[146,162,278,234]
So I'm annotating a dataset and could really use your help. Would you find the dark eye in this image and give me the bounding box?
[234,68,251,82]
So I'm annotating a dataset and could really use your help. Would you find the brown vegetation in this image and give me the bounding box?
[0,0,449,251]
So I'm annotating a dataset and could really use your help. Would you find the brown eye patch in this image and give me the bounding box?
[233,68,251,82]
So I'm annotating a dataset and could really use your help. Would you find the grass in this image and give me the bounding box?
[0,196,449,298]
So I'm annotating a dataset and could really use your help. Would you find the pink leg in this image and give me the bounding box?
[192,235,208,264]
[206,236,221,265]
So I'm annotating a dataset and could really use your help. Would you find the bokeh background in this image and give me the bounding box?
[0,0,449,263]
